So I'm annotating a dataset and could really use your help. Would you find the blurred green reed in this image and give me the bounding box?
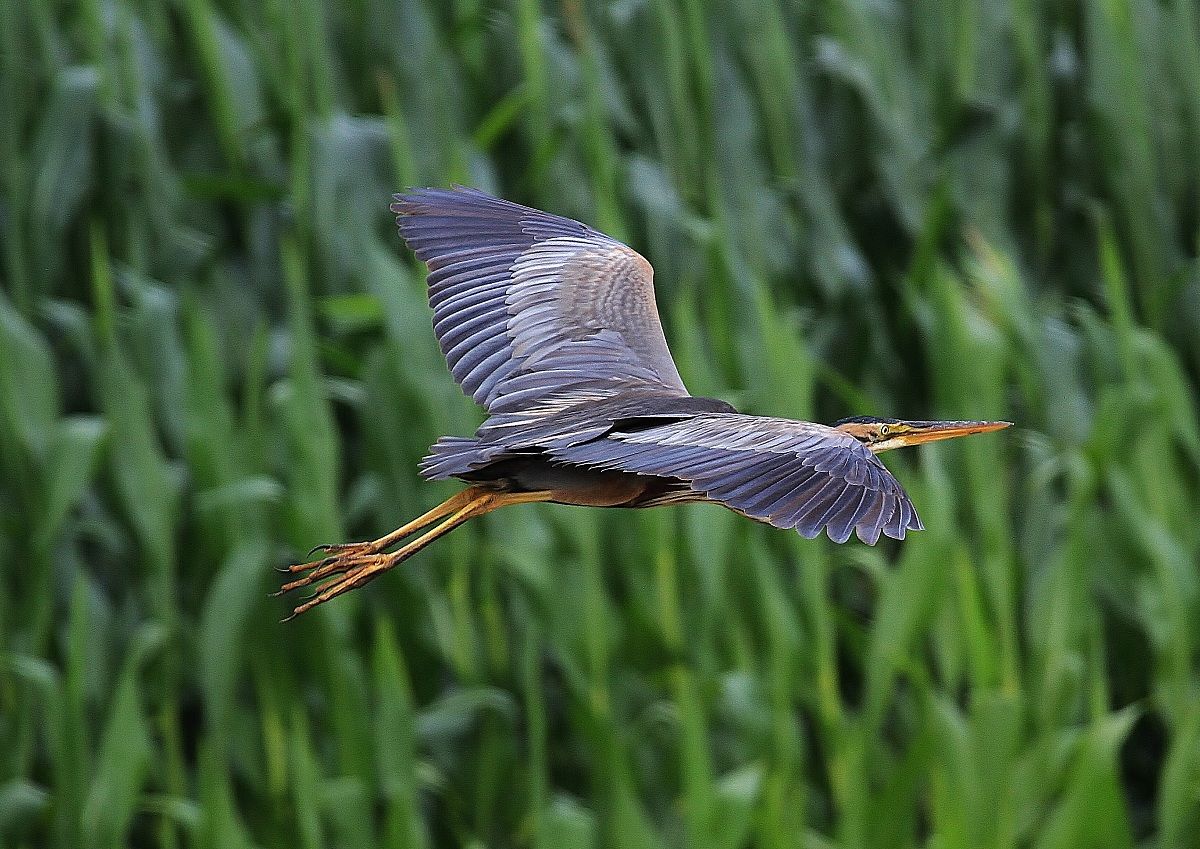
[1,1,1199,847]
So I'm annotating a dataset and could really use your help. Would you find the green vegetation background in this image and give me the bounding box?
[2,0,1199,847]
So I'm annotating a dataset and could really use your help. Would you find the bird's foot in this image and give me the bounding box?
[278,540,381,577]
[276,539,379,586]
[276,546,400,621]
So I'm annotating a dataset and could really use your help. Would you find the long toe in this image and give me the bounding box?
[289,541,376,571]
[285,553,398,618]
[307,540,379,557]
[275,551,377,597]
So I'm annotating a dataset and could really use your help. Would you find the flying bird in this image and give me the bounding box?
[278,187,1009,619]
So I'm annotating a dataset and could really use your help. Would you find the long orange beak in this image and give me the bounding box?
[892,420,1012,447]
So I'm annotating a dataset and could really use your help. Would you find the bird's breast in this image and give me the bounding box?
[473,456,658,508]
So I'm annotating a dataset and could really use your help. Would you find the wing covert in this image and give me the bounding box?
[547,413,922,544]
[392,187,688,413]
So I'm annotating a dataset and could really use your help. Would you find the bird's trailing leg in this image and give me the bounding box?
[277,486,552,620]
[278,486,484,579]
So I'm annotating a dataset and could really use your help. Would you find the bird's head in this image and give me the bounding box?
[834,416,1012,453]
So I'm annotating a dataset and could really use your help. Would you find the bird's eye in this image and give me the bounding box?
[879,425,891,436]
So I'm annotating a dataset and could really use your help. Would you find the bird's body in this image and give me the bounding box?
[278,187,1009,618]
[428,390,739,510]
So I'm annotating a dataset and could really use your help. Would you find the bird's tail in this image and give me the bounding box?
[418,436,492,480]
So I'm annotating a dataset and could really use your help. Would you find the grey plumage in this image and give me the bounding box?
[278,188,1009,619]
[392,186,921,545]
[394,187,687,412]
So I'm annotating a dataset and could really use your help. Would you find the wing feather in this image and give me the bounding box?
[720,456,798,503]
[393,186,688,412]
[827,488,871,544]
[546,412,920,544]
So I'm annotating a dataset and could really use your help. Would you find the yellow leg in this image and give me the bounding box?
[278,488,552,620]
[280,486,488,577]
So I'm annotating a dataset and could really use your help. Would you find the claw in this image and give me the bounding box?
[308,541,372,557]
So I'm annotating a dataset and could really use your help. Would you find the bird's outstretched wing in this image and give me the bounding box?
[392,187,688,413]
[549,413,922,544]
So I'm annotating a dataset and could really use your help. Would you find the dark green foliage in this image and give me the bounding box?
[1,1,1198,846]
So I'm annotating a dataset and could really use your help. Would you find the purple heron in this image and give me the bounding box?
[278,187,1009,619]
